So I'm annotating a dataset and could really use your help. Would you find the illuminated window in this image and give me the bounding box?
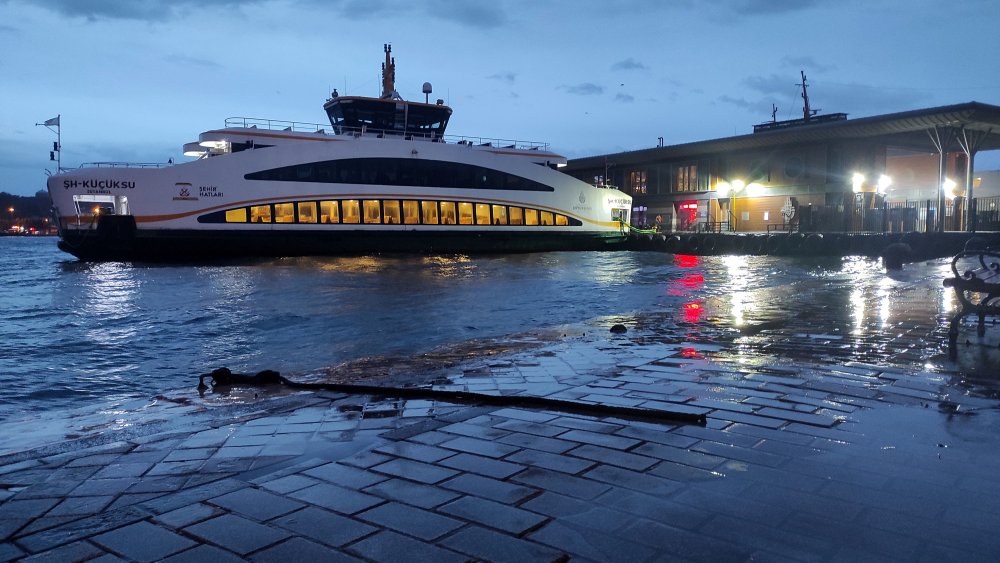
[675,164,698,192]
[440,201,457,224]
[421,200,439,224]
[363,200,381,224]
[555,214,568,226]
[509,207,524,225]
[275,202,295,223]
[628,170,647,194]
[250,205,272,223]
[525,209,539,226]
[491,205,507,225]
[383,200,401,224]
[475,203,491,225]
[298,202,317,223]
[458,202,474,225]
[225,208,247,223]
[320,200,340,223]
[540,211,554,225]
[342,200,360,223]
[402,200,420,224]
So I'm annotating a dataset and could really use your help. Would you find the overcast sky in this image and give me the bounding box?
[2,0,999,196]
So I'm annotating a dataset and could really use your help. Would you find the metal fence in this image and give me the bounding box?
[789,196,1000,234]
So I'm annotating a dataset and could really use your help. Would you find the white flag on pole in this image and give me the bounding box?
[43,116,60,126]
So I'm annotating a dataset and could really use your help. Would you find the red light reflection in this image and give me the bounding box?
[683,301,703,323]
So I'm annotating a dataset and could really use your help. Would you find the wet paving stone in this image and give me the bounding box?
[356,501,463,541]
[348,530,467,563]
[269,506,377,547]
[439,495,547,535]
[91,520,196,562]
[184,513,289,556]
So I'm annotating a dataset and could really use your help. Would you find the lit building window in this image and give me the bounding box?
[629,170,647,194]
[676,164,698,192]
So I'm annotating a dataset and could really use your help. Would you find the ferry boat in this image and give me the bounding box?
[47,46,632,261]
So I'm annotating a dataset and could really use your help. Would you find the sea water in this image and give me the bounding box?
[0,236,956,422]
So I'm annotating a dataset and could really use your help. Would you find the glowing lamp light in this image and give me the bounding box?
[198,140,229,149]
[92,206,101,215]
[852,173,865,194]
[877,174,892,195]
[716,181,731,198]
[942,178,958,200]
[745,182,764,197]
[731,179,746,193]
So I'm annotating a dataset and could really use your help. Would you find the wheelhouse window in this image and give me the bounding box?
[363,200,381,224]
[383,200,401,224]
[458,202,474,225]
[250,205,271,223]
[275,203,295,223]
[402,200,420,224]
[320,200,340,223]
[421,200,439,224]
[226,208,247,223]
[298,202,317,223]
[342,200,360,223]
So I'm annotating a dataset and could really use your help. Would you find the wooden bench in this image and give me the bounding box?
[943,250,1000,359]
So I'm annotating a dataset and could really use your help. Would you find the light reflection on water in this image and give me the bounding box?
[0,237,982,420]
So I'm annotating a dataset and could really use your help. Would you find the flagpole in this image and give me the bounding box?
[36,115,62,174]
[56,114,61,172]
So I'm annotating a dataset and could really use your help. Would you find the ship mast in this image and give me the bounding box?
[381,43,397,99]
[798,70,812,122]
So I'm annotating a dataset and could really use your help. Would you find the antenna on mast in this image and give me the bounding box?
[771,104,778,123]
[797,71,819,122]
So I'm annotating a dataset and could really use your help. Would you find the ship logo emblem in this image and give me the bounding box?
[179,187,190,197]
[578,192,586,204]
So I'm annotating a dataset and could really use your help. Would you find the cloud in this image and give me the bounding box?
[611,58,647,71]
[780,56,836,73]
[487,72,517,84]
[718,0,824,16]
[742,73,799,97]
[717,95,754,110]
[167,54,222,69]
[561,83,604,96]
[427,0,507,28]
[615,93,635,103]
[12,0,258,21]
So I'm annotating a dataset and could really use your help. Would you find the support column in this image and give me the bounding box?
[957,127,992,232]
[927,126,959,232]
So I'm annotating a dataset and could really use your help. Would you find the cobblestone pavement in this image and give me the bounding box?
[3,259,1000,562]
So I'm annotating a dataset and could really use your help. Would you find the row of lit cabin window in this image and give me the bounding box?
[219,199,574,226]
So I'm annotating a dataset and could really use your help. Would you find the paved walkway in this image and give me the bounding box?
[3,259,1000,562]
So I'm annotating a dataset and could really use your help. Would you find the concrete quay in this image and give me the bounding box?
[2,266,1000,561]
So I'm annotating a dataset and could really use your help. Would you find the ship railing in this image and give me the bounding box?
[224,117,550,152]
[225,117,332,134]
[81,162,171,169]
